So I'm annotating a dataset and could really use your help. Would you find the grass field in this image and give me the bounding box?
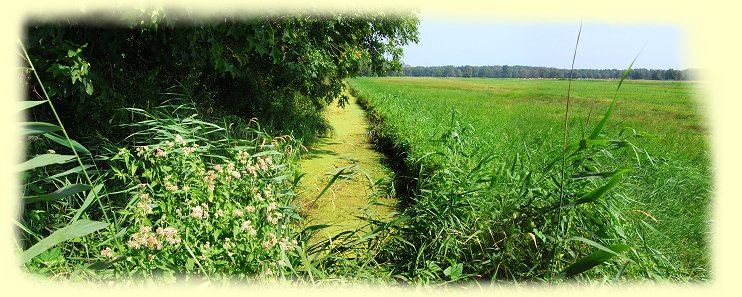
[348,77,711,281]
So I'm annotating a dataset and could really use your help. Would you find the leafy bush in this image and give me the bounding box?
[23,9,419,144]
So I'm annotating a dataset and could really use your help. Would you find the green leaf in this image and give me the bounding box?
[84,80,94,95]
[307,165,355,209]
[24,183,92,204]
[443,262,463,280]
[558,244,630,278]
[88,255,126,270]
[33,247,64,266]
[301,224,332,234]
[570,170,623,180]
[16,154,76,172]
[185,258,195,271]
[589,51,641,140]
[564,169,632,207]
[43,133,91,155]
[21,122,61,135]
[46,164,94,180]
[17,101,47,112]
[20,219,109,263]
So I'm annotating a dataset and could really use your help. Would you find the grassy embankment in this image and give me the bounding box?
[348,77,710,282]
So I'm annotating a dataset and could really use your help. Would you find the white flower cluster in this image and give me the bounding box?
[136,193,153,214]
[127,226,180,250]
[191,204,210,219]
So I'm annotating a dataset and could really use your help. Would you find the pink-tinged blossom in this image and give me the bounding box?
[156,227,181,245]
[137,193,152,214]
[127,226,163,250]
[241,220,252,230]
[191,205,206,219]
[164,181,178,192]
[182,146,196,155]
[262,234,278,249]
[266,213,279,225]
[233,209,244,217]
[245,205,256,213]
[174,134,185,145]
[258,158,268,171]
[279,237,296,251]
[136,146,149,157]
[100,247,114,258]
[153,148,167,158]
[267,202,278,211]
[246,165,257,177]
[136,201,153,214]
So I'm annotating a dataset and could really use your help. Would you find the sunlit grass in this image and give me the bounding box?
[348,77,711,281]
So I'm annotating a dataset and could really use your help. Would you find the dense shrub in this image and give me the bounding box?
[23,9,419,143]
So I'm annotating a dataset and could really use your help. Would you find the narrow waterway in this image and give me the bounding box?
[297,91,396,240]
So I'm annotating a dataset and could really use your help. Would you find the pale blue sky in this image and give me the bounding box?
[402,18,686,70]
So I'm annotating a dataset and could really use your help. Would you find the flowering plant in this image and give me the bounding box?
[103,106,302,280]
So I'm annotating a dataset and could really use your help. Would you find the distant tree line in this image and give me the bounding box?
[368,65,694,80]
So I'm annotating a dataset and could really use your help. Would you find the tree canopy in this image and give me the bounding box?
[24,9,419,141]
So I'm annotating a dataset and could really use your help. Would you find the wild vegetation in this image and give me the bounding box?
[348,77,710,282]
[17,8,710,286]
[18,10,417,284]
[24,9,418,144]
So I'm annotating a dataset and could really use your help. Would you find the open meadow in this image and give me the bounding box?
[348,77,711,281]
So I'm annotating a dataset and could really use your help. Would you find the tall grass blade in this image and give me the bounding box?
[43,133,91,155]
[17,100,46,111]
[21,122,61,135]
[20,40,113,229]
[557,244,630,278]
[307,165,355,209]
[46,164,94,180]
[570,170,625,180]
[551,20,582,279]
[588,47,644,140]
[16,154,76,172]
[23,183,92,204]
[87,255,126,270]
[564,169,632,207]
[70,184,104,223]
[19,219,109,263]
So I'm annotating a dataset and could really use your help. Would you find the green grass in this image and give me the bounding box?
[348,77,711,281]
